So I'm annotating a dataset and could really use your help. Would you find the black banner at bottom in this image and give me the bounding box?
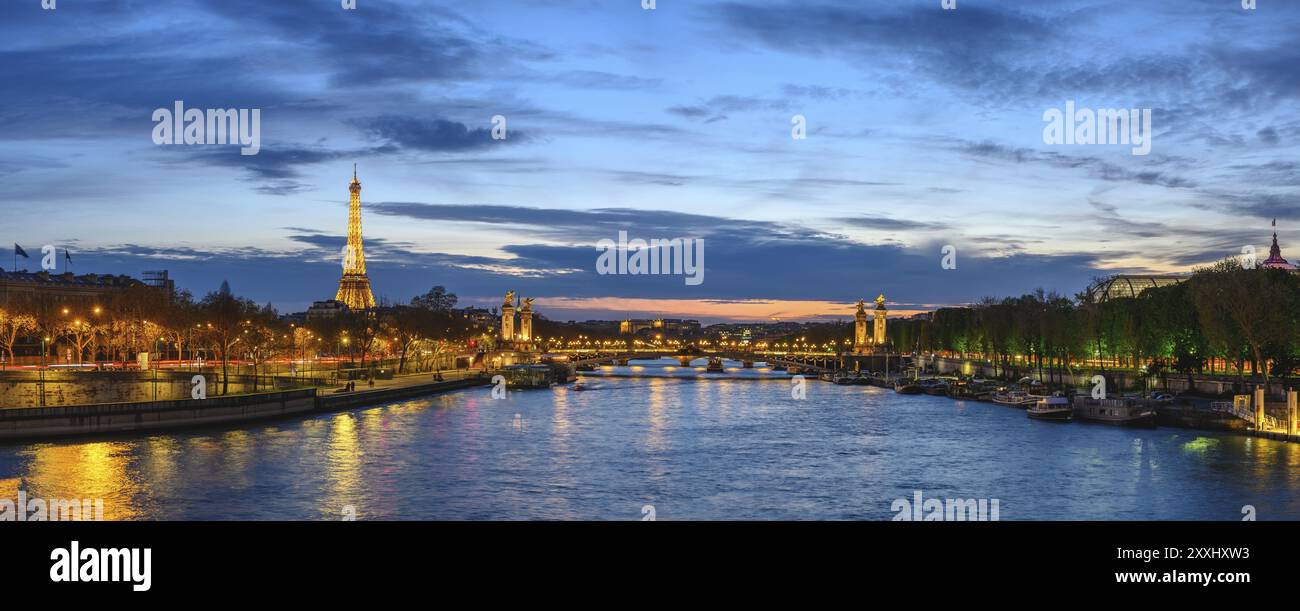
[2,521,1284,599]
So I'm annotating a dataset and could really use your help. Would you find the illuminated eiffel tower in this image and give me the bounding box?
[335,164,376,310]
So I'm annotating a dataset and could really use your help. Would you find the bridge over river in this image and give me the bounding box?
[550,349,911,376]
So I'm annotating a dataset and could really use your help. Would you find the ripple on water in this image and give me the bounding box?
[1,360,1299,519]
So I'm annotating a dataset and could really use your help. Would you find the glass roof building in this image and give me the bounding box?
[1085,275,1185,303]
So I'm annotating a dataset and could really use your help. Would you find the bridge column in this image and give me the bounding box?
[1255,385,1266,431]
[676,356,695,367]
[1289,388,1297,436]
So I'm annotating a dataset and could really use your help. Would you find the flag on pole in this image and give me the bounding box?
[64,249,72,263]
[12,244,27,273]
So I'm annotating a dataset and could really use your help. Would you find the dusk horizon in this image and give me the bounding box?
[7,0,1299,321]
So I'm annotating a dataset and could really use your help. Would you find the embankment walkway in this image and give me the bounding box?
[0,369,491,441]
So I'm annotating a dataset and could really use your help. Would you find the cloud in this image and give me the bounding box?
[553,70,662,90]
[666,95,790,123]
[955,140,1197,189]
[351,115,527,152]
[175,144,396,194]
[835,216,949,231]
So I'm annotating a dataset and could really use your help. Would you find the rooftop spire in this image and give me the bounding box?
[1261,221,1295,270]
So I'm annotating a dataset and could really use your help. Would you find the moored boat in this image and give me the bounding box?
[992,390,1037,408]
[949,379,997,401]
[923,379,949,396]
[894,381,924,394]
[1027,396,1072,421]
[1071,397,1157,428]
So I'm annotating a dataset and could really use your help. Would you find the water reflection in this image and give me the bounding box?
[325,413,362,519]
[0,359,1298,520]
[646,378,667,454]
[20,442,143,520]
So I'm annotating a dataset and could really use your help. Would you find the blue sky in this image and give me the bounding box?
[2,0,1298,322]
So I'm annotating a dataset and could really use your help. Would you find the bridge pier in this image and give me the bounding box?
[1289,388,1297,436]
[675,356,696,367]
[742,360,753,368]
[1256,386,1266,430]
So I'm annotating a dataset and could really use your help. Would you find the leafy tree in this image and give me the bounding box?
[1191,260,1295,386]
[0,302,36,368]
[411,285,458,311]
[199,280,261,394]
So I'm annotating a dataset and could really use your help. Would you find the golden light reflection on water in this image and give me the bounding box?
[552,386,571,448]
[325,412,363,519]
[216,429,256,487]
[647,380,667,453]
[1242,435,1300,491]
[7,379,1300,520]
[11,442,144,520]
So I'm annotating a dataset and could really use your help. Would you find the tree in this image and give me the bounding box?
[27,293,67,363]
[338,308,379,368]
[411,285,458,311]
[238,304,281,392]
[62,315,102,365]
[382,306,439,373]
[199,280,260,394]
[157,290,198,362]
[1191,260,1295,386]
[0,303,36,369]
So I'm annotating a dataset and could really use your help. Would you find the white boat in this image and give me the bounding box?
[1027,396,1072,421]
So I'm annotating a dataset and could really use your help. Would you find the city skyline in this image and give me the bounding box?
[4,0,1299,321]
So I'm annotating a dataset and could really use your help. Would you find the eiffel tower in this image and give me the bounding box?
[335,164,376,309]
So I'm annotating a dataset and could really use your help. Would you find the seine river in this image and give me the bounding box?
[3,358,1300,520]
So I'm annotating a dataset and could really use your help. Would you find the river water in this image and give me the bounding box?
[2,358,1298,520]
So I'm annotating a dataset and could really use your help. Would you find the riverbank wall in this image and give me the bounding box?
[928,356,1293,397]
[0,369,324,408]
[0,375,488,441]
